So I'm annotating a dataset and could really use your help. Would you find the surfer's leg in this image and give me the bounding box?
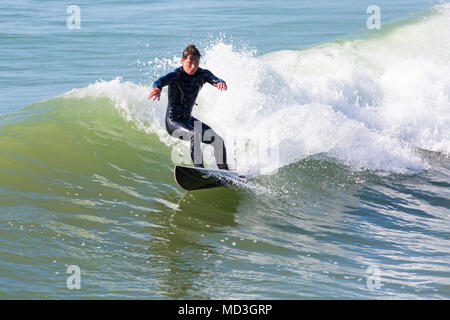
[192,117,229,171]
[188,118,205,167]
[166,116,205,168]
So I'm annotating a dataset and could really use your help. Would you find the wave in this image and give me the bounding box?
[3,4,450,176]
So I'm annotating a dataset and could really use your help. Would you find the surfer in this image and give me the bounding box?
[148,45,229,170]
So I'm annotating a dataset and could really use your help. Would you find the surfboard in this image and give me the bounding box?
[174,165,246,191]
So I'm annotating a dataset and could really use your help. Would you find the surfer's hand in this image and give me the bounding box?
[214,81,227,91]
[148,87,161,101]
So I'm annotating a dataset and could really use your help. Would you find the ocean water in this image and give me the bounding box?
[1,0,449,299]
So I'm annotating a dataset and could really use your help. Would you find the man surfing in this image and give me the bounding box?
[148,44,229,170]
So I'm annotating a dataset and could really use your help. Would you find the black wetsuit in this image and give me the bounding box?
[153,67,229,170]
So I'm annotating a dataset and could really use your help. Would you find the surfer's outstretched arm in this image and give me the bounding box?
[203,69,227,91]
[148,70,180,101]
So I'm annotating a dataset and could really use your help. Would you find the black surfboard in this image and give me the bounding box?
[174,165,246,191]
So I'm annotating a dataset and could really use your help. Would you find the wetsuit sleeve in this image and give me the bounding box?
[202,69,225,85]
[152,70,179,89]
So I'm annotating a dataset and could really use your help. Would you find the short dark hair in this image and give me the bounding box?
[182,44,201,60]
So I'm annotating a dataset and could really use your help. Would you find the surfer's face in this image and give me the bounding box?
[181,55,200,75]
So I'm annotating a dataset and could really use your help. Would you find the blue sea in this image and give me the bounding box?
[1,0,449,299]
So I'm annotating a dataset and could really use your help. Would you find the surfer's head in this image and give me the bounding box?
[181,44,201,75]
